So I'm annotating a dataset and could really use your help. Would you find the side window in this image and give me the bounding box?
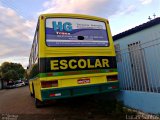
[115,44,122,62]
[29,56,31,68]
[32,47,34,64]
[35,31,38,61]
[28,22,39,68]
[33,23,39,63]
[33,34,36,62]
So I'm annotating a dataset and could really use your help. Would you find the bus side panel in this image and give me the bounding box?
[33,79,42,101]
[28,60,42,101]
[29,81,33,94]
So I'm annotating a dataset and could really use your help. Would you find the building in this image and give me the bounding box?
[113,17,160,114]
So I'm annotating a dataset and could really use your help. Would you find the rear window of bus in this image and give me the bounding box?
[45,18,109,47]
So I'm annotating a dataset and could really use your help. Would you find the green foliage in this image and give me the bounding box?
[3,70,18,80]
[0,70,2,79]
[0,62,25,81]
[24,70,29,80]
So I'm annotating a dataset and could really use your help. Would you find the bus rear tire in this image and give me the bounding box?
[30,92,33,97]
[32,84,35,98]
[35,98,44,108]
[29,84,33,97]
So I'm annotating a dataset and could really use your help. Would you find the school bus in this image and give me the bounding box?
[28,13,119,107]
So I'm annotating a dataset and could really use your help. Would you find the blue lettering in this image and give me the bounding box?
[63,22,72,32]
[53,21,63,31]
[52,21,72,32]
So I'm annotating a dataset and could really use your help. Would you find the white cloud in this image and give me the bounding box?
[0,56,28,68]
[0,5,36,67]
[139,0,152,4]
[115,5,136,16]
[39,0,122,18]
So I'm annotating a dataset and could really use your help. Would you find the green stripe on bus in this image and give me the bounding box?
[41,82,120,100]
[30,69,117,79]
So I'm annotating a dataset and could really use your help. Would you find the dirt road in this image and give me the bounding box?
[0,86,119,120]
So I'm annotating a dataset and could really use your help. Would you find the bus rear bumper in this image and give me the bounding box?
[41,82,119,101]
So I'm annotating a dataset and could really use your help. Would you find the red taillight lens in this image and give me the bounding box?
[107,75,118,81]
[41,80,58,88]
[111,86,117,89]
[49,93,61,97]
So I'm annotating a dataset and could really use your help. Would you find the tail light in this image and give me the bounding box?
[107,75,118,81]
[49,93,61,97]
[41,80,58,88]
[108,86,118,89]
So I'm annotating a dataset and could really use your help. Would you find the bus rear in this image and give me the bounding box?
[29,14,119,107]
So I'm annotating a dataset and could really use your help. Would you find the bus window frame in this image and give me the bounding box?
[34,23,39,63]
[44,17,110,47]
[28,21,39,69]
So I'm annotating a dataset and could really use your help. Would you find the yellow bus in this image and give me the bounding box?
[28,13,119,107]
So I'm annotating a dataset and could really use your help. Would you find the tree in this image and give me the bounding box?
[24,69,29,80]
[3,70,18,81]
[0,67,2,79]
[0,73,2,79]
[1,62,25,81]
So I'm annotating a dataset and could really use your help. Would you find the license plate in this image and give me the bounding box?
[77,78,90,84]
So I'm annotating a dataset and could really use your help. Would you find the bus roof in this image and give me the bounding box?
[39,13,109,22]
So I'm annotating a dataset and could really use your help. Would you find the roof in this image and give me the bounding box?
[40,13,108,22]
[113,17,160,41]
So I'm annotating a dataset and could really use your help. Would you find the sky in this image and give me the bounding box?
[0,0,160,68]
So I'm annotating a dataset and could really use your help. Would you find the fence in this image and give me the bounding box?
[115,35,160,93]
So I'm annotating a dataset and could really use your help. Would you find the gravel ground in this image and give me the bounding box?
[0,86,119,120]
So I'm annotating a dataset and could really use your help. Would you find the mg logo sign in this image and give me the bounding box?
[52,21,72,32]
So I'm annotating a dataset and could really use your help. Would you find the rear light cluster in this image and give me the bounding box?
[41,80,58,88]
[49,93,61,97]
[108,86,118,89]
[107,75,118,81]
